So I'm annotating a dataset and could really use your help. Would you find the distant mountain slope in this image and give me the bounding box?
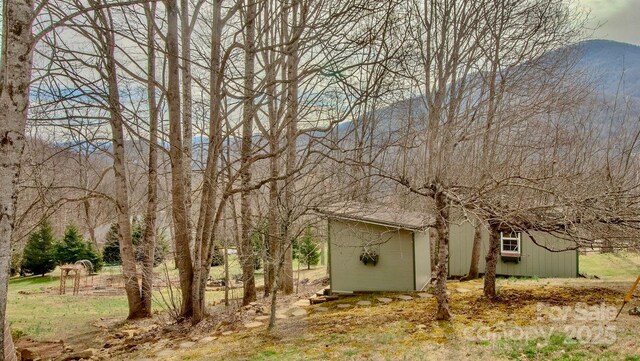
[337,39,640,135]
[573,39,640,100]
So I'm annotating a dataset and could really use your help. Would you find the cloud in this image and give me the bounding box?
[580,0,640,45]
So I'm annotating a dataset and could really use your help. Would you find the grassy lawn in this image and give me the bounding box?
[579,252,640,279]
[7,258,328,347]
[7,275,130,347]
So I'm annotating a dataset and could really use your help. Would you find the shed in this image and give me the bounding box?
[448,215,579,278]
[318,202,434,293]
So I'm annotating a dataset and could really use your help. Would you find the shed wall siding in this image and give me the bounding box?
[329,218,414,292]
[449,219,578,278]
[414,230,431,290]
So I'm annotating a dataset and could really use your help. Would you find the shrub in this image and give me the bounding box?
[21,221,57,276]
[55,224,103,272]
[298,227,320,270]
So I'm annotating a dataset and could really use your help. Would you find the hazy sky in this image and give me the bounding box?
[580,0,640,45]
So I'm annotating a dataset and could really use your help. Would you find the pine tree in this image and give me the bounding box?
[131,216,145,262]
[21,221,56,276]
[102,222,121,265]
[250,228,264,270]
[298,228,320,270]
[102,219,168,266]
[55,224,103,272]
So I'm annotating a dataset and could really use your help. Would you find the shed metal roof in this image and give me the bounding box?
[316,201,435,231]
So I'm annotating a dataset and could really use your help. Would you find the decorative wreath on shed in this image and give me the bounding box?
[359,249,379,266]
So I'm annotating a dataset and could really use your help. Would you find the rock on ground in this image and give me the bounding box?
[291,309,307,317]
[59,348,95,361]
[179,341,196,349]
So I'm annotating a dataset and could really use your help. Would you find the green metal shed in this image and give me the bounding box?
[448,215,579,278]
[319,202,434,293]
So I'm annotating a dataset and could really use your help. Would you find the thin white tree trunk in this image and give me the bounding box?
[0,0,34,359]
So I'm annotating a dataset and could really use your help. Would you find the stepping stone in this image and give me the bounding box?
[356,300,372,306]
[315,307,329,312]
[179,341,196,348]
[255,315,270,321]
[417,293,433,298]
[456,288,471,293]
[221,331,234,336]
[292,299,310,307]
[377,297,393,304]
[244,321,263,328]
[291,308,307,317]
[156,350,173,357]
[337,304,352,309]
[396,295,413,301]
[199,336,217,343]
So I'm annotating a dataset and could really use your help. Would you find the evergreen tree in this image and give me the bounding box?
[21,221,57,276]
[250,228,264,270]
[211,244,224,267]
[102,222,121,265]
[102,219,168,266]
[55,224,103,272]
[131,216,145,262]
[298,227,320,270]
[291,237,300,260]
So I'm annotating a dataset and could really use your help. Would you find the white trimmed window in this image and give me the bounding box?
[500,231,521,257]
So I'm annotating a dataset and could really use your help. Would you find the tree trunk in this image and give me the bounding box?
[2,322,16,361]
[483,222,501,298]
[91,3,146,319]
[239,0,258,306]
[263,5,280,296]
[180,0,193,251]
[461,221,482,281]
[265,167,278,296]
[0,0,34,359]
[140,2,159,318]
[433,191,451,321]
[279,0,300,295]
[166,0,194,319]
[191,0,224,323]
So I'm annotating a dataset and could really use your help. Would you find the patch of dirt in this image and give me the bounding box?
[15,338,64,360]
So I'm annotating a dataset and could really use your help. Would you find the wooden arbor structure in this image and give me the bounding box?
[59,264,84,295]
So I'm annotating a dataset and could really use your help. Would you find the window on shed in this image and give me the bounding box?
[500,231,521,257]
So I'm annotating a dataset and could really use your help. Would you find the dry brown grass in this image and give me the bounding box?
[112,279,638,361]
